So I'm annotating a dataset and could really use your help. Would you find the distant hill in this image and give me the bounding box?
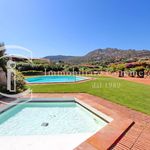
[44,48,150,65]
[44,55,76,62]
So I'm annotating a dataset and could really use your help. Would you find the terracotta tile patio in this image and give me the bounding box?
[28,93,150,150]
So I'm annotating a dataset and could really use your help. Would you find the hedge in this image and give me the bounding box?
[22,70,43,75]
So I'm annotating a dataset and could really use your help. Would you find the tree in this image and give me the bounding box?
[0,43,7,75]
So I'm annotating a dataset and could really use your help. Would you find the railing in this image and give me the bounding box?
[44,71,101,76]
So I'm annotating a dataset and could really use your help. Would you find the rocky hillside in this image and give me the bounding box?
[44,48,150,64]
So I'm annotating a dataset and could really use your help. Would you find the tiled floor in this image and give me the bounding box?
[0,93,150,150]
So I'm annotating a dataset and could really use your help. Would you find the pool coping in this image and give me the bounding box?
[0,96,134,150]
[0,98,112,123]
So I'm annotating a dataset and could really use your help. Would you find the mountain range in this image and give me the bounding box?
[44,48,150,65]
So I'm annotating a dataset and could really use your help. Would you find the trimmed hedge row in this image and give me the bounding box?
[22,70,43,75]
[16,63,64,72]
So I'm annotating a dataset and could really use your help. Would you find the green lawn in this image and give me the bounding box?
[28,76,150,115]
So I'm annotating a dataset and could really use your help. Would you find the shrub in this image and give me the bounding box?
[15,71,26,93]
[68,67,79,72]
[126,63,134,68]
[127,68,136,77]
[22,70,43,75]
[16,63,64,72]
[16,63,33,71]
[116,64,125,71]
[0,71,26,94]
[108,64,117,72]
[134,66,145,71]
[134,66,145,78]
[0,84,7,93]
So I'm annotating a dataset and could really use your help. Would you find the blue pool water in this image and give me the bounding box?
[26,75,86,83]
[0,102,107,136]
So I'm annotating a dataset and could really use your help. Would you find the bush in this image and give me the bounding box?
[134,66,145,78]
[16,63,45,71]
[127,68,136,77]
[16,63,64,72]
[134,66,145,71]
[15,71,26,93]
[22,70,43,75]
[107,64,117,72]
[126,63,135,68]
[0,84,7,93]
[68,67,79,72]
[116,64,125,71]
[0,71,26,94]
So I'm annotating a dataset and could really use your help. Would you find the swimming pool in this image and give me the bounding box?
[25,75,87,83]
[0,102,107,136]
[0,99,110,150]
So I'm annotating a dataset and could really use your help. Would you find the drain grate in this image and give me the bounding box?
[41,122,49,127]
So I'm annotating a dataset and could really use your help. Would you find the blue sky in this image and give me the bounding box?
[0,0,150,57]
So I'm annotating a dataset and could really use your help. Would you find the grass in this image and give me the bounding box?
[28,76,150,115]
